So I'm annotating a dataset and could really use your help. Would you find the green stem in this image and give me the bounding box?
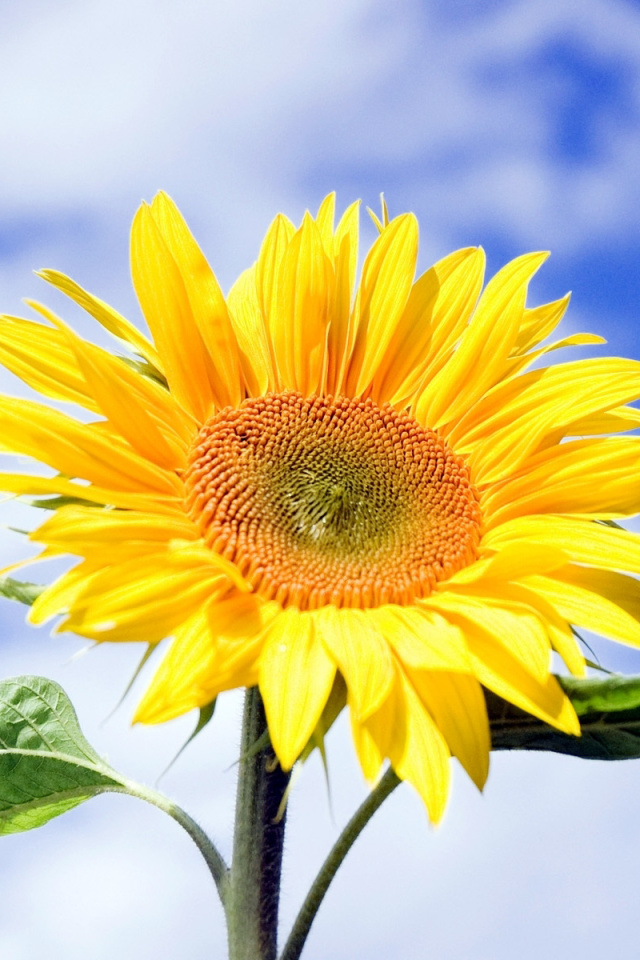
[227,687,291,960]
[114,779,229,902]
[279,767,401,960]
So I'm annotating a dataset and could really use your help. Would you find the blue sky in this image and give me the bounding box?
[2,1,640,957]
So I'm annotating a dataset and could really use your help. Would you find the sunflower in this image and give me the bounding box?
[2,193,640,822]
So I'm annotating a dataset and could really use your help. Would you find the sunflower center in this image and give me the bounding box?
[184,392,482,609]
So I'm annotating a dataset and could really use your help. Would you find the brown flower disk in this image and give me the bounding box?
[184,392,482,609]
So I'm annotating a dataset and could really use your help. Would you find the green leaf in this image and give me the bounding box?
[0,578,45,606]
[488,674,640,761]
[0,676,229,894]
[0,676,125,834]
[559,674,640,713]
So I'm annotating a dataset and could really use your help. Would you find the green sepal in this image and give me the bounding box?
[119,355,169,388]
[300,673,347,767]
[0,577,45,606]
[583,658,613,675]
[103,644,157,723]
[28,495,104,511]
[488,673,640,760]
[157,699,217,782]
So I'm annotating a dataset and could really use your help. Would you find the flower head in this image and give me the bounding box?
[2,192,640,821]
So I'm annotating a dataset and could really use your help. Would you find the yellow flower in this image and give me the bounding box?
[2,192,640,822]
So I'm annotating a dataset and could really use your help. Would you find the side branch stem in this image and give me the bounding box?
[115,780,229,902]
[279,767,401,960]
[227,687,290,960]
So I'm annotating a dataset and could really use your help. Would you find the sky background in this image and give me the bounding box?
[1,0,640,957]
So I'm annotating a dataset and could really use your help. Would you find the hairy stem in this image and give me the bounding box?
[279,767,401,960]
[227,687,291,960]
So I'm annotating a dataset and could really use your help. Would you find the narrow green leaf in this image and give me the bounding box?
[488,674,640,761]
[0,578,45,606]
[0,676,125,834]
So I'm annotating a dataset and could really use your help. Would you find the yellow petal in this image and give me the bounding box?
[409,669,490,790]
[0,472,181,514]
[202,597,281,696]
[314,193,336,254]
[373,247,484,406]
[564,404,640,436]
[350,662,400,783]
[451,357,627,448]
[66,560,226,638]
[460,615,580,735]
[130,203,215,422]
[368,605,472,672]
[505,332,605,379]
[134,605,216,723]
[0,314,98,410]
[271,213,334,394]
[44,544,241,643]
[483,436,640,527]
[523,567,640,649]
[512,293,571,355]
[315,605,394,721]
[448,576,587,678]
[29,560,99,625]
[325,201,360,395]
[453,357,640,484]
[259,608,336,769]
[391,671,451,823]
[134,594,277,723]
[48,313,190,470]
[420,248,487,374]
[333,200,360,296]
[349,697,391,783]
[416,252,548,430]
[452,541,569,585]
[424,591,552,682]
[0,395,182,495]
[345,214,419,395]
[30,505,197,553]
[227,267,276,395]
[446,575,586,677]
[26,299,196,447]
[37,269,162,371]
[255,212,295,388]
[149,192,243,409]
[483,515,640,575]
[546,621,586,677]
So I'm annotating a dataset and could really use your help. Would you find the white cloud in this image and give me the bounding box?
[2,0,640,266]
[308,0,640,254]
